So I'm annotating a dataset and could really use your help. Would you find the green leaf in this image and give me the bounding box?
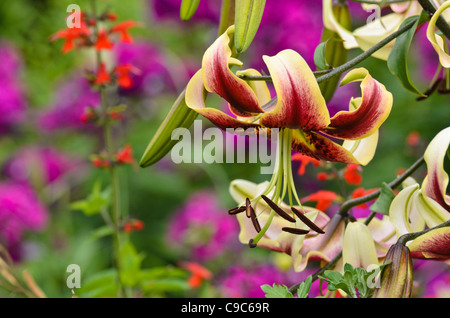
[296,276,312,298]
[180,0,201,21]
[387,12,428,97]
[234,0,266,53]
[261,284,294,298]
[314,40,331,70]
[119,241,145,287]
[139,90,198,167]
[77,269,119,298]
[370,182,396,215]
[70,181,111,216]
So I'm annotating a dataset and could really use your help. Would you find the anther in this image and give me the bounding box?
[245,198,252,218]
[291,207,325,234]
[281,227,310,235]
[261,195,296,222]
[248,205,261,232]
[228,206,246,215]
[248,239,257,248]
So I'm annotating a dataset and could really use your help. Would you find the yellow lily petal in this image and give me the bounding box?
[426,1,450,68]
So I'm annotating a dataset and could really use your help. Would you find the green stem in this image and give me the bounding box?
[398,219,450,245]
[417,0,450,40]
[90,0,126,297]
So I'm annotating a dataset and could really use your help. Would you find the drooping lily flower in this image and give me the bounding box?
[229,180,396,272]
[342,221,379,269]
[389,127,450,259]
[186,25,392,247]
[323,0,448,61]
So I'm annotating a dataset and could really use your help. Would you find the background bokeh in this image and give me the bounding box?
[0,0,448,298]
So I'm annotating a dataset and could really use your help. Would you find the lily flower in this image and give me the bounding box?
[323,0,447,61]
[186,25,392,247]
[229,180,396,272]
[426,1,450,68]
[342,221,379,269]
[389,127,450,258]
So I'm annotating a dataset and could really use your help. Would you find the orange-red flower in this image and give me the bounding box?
[351,187,377,208]
[180,262,212,288]
[292,153,321,175]
[123,219,144,233]
[407,130,420,147]
[115,144,134,164]
[95,63,111,86]
[110,21,139,43]
[343,163,363,185]
[95,28,114,51]
[114,64,140,89]
[50,24,91,53]
[301,190,339,211]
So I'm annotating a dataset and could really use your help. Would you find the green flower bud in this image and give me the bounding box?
[234,0,266,53]
[139,90,198,167]
[319,1,352,102]
[180,0,201,22]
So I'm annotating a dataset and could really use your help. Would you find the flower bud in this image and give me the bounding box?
[342,221,379,269]
[179,0,201,22]
[234,0,266,53]
[373,242,413,298]
[139,90,198,167]
[319,1,351,102]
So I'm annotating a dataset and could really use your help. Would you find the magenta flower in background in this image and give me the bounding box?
[0,42,27,134]
[413,260,450,298]
[218,264,288,298]
[3,146,79,186]
[37,74,100,132]
[149,0,220,24]
[0,182,48,261]
[167,191,239,261]
[114,41,180,97]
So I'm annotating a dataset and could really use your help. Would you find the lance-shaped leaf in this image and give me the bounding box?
[234,0,266,53]
[408,226,450,260]
[139,90,198,167]
[426,1,450,68]
[387,13,428,97]
[180,0,201,21]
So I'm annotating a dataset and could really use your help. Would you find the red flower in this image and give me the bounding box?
[180,262,212,289]
[50,24,91,53]
[343,163,363,185]
[317,172,330,181]
[110,20,139,43]
[91,156,111,169]
[292,153,320,175]
[123,219,144,233]
[113,64,140,89]
[351,187,377,208]
[115,145,134,164]
[301,190,338,211]
[95,63,111,86]
[80,107,98,123]
[95,29,113,51]
[407,130,420,147]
